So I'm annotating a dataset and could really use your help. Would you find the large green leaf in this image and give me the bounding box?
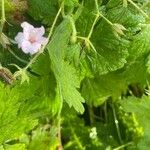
[47,19,85,113]
[27,0,58,25]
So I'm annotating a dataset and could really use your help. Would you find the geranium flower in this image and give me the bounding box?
[15,22,48,55]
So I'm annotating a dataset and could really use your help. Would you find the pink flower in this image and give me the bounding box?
[15,22,48,55]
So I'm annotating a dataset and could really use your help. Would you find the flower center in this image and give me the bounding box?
[29,36,36,43]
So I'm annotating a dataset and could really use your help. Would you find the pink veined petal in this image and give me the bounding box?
[35,26,45,36]
[21,40,33,54]
[37,37,48,45]
[15,32,24,48]
[21,41,41,55]
[29,42,41,54]
[21,22,34,40]
[31,26,45,42]
[21,22,34,30]
[29,28,39,42]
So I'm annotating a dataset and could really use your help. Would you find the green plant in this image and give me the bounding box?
[1,0,150,149]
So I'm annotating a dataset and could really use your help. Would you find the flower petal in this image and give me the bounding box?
[21,22,34,30]
[21,41,41,54]
[36,26,45,36]
[15,32,24,48]
[31,26,45,41]
[30,42,41,54]
[21,40,32,54]
[21,22,34,40]
[37,37,48,45]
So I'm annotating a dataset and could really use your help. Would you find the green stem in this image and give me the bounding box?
[95,0,99,12]
[104,101,108,123]
[87,0,100,39]
[64,141,75,149]
[60,1,65,18]
[127,0,149,18]
[77,0,113,54]
[88,106,94,125]
[77,36,97,53]
[69,16,77,41]
[1,0,5,33]
[89,40,97,53]
[8,47,28,64]
[88,0,114,39]
[87,14,99,39]
[56,83,63,150]
[47,7,62,40]
[112,103,123,144]
[57,118,63,150]
[99,13,113,26]
[57,83,63,120]
[113,142,133,150]
[24,6,62,71]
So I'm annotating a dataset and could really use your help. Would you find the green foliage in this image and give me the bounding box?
[81,72,127,106]
[76,0,96,36]
[121,96,150,150]
[61,105,120,150]
[0,83,38,144]
[28,126,59,150]
[47,19,85,113]
[27,0,58,25]
[21,53,61,118]
[127,24,150,63]
[0,0,14,13]
[1,0,150,149]
[3,144,26,150]
[63,0,79,6]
